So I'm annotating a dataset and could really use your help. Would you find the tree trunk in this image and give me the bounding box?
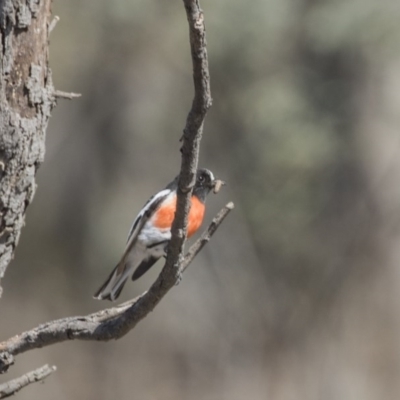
[0,0,54,298]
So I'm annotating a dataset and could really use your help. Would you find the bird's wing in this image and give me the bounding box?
[131,256,159,281]
[126,188,172,244]
[125,174,179,243]
[111,189,171,284]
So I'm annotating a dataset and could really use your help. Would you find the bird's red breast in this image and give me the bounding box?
[153,194,205,238]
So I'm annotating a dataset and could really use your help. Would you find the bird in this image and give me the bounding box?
[94,168,218,301]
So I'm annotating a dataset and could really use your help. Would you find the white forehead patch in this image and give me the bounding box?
[202,169,214,181]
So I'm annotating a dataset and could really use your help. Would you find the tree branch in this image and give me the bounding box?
[53,90,82,100]
[0,364,56,399]
[180,202,234,273]
[49,16,60,33]
[0,203,232,366]
[163,0,212,285]
[0,1,230,390]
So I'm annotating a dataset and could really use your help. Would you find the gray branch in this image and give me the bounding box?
[0,203,233,366]
[0,1,232,395]
[0,365,56,399]
[180,202,234,273]
[53,90,82,100]
[162,0,212,286]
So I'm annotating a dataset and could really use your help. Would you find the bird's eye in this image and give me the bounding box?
[198,175,205,182]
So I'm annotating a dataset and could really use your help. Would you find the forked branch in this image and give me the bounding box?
[0,203,233,366]
[0,0,232,396]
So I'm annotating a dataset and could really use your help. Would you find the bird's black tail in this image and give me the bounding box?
[93,261,132,301]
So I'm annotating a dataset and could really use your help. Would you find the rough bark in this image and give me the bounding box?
[0,364,56,399]
[0,0,55,298]
[164,0,212,283]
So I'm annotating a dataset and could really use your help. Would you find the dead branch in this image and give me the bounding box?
[163,0,212,285]
[0,2,232,396]
[53,90,82,100]
[0,203,232,366]
[0,365,56,399]
[48,16,60,33]
[180,202,234,273]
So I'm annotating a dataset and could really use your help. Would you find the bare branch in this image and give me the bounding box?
[180,202,234,273]
[0,203,230,363]
[49,16,60,33]
[0,364,56,399]
[53,90,82,100]
[0,0,231,386]
[162,0,212,285]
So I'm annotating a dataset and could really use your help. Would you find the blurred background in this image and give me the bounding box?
[2,0,400,399]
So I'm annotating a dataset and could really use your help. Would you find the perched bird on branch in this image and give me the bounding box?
[94,168,221,301]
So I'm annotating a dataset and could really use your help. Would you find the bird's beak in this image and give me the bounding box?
[212,179,226,194]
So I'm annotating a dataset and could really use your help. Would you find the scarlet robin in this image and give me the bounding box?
[94,168,218,301]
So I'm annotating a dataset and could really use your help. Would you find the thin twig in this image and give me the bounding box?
[49,16,60,33]
[180,202,234,273]
[54,90,82,100]
[0,364,56,399]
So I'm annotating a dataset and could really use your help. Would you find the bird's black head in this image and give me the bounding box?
[193,168,215,202]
